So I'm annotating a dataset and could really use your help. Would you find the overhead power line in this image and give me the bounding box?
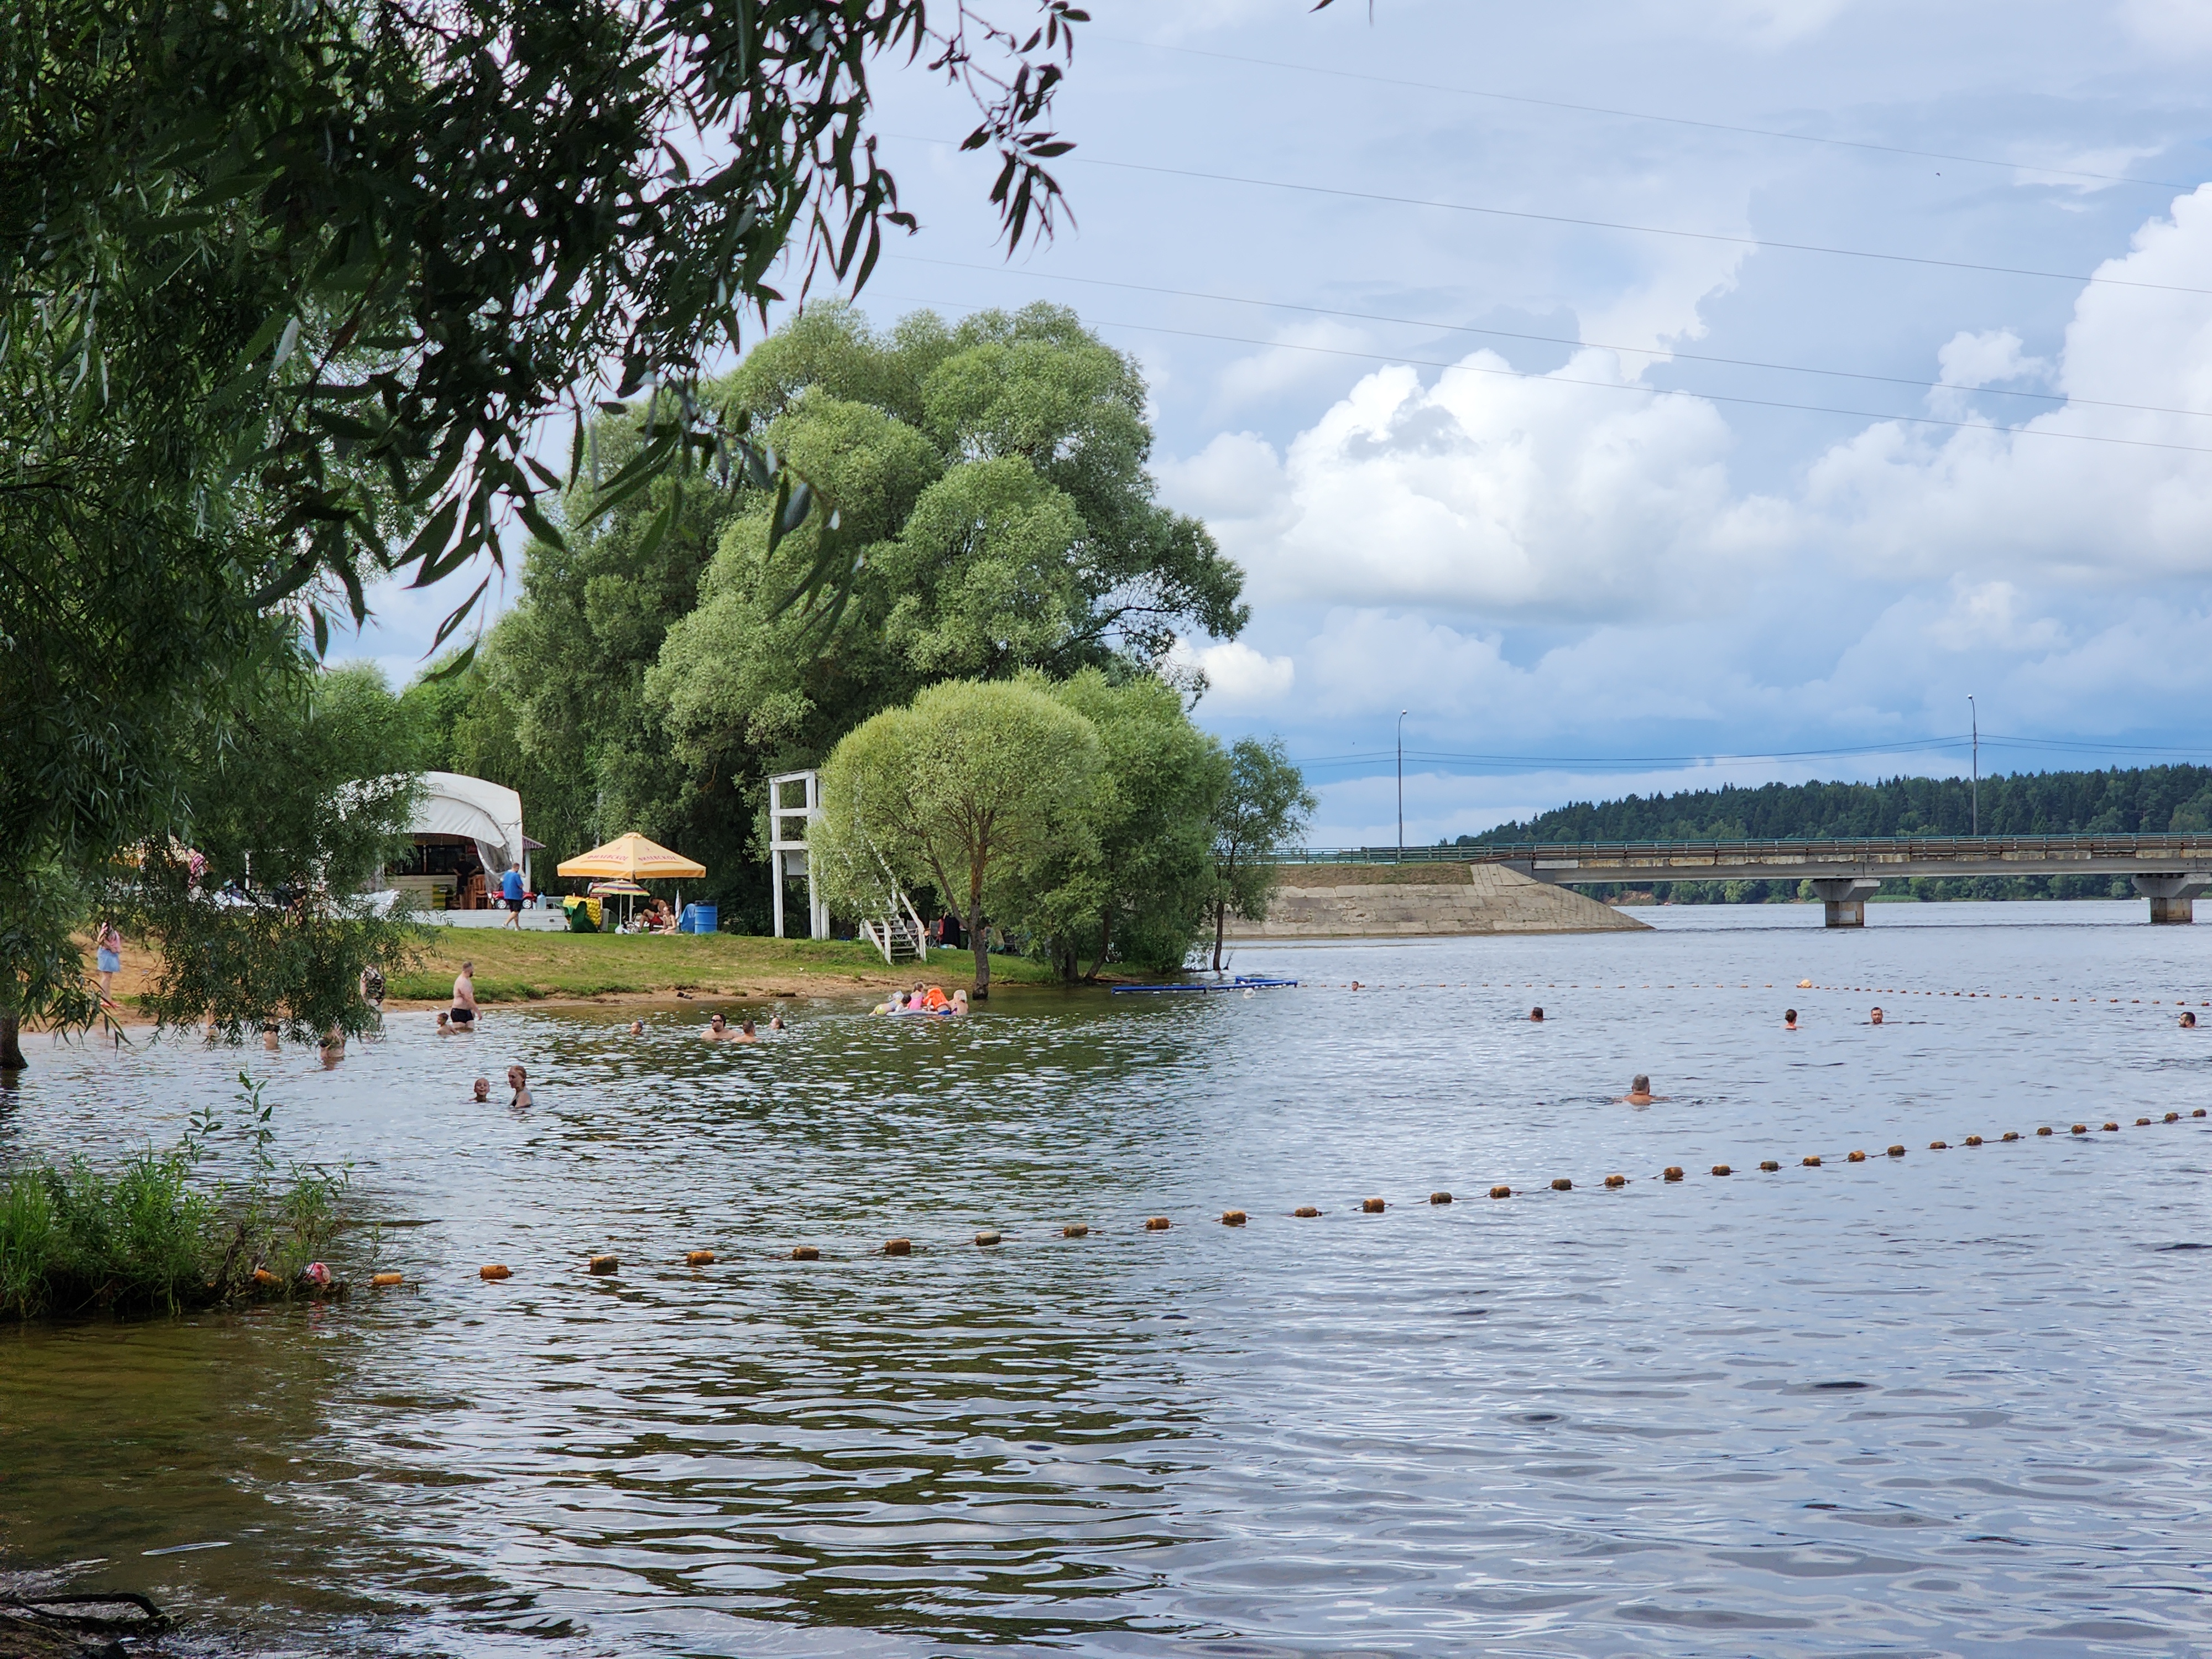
[887,253,2212,424]
[1066,155,2212,299]
[1289,734,2212,774]
[1091,33,2202,194]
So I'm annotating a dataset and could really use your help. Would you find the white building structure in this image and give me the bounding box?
[768,769,828,940]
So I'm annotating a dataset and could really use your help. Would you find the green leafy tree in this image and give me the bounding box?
[1206,738,1317,972]
[1026,671,1227,978]
[811,679,1100,996]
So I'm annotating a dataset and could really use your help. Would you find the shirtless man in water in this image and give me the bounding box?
[1619,1074,1666,1105]
[1784,1008,1799,1030]
[450,962,478,1029]
[704,1013,733,1040]
[1869,1006,1885,1026]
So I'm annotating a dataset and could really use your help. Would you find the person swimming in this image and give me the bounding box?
[1784,1008,1798,1030]
[737,1020,758,1042]
[507,1065,532,1108]
[629,1018,645,1036]
[704,1013,733,1040]
[769,1013,785,1031]
[1870,1006,1885,1026]
[1619,1074,1666,1105]
[2183,1011,2198,1029]
[471,1077,491,1102]
[1530,1006,1545,1022]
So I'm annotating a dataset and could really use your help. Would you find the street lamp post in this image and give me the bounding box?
[1396,709,1408,864]
[1968,694,1979,836]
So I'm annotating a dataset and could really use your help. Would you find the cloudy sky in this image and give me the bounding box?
[354,0,2212,846]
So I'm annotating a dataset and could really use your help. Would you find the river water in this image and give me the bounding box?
[3,901,2210,1657]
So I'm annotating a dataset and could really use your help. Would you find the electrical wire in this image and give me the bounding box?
[1288,734,2212,774]
[865,290,2212,457]
[1062,154,2212,299]
[1087,33,2203,195]
[883,253,2212,424]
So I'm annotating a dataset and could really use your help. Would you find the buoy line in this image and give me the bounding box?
[398,1108,2207,1284]
[1296,980,2209,1005]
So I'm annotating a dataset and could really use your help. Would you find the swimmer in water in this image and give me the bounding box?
[1619,1074,1668,1105]
[704,1013,733,1040]
[1784,1008,1798,1030]
[507,1065,532,1108]
[2183,1011,2198,1029]
[1530,1006,1545,1022]
[436,1011,453,1035]
[951,988,969,1014]
[1870,1006,1885,1026]
[629,1018,645,1036]
[737,1019,758,1042]
[472,1077,491,1103]
[769,1013,785,1031]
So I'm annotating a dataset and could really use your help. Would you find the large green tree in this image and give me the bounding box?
[1206,738,1317,972]
[811,678,1099,995]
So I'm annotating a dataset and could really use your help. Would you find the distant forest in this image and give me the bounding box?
[1453,766,2212,904]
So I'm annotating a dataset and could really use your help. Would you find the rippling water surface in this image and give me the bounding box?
[4,902,2211,1656]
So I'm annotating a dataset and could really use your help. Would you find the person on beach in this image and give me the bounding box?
[1784,1008,1798,1030]
[507,1065,533,1108]
[472,1077,492,1102]
[705,1013,733,1040]
[1869,1006,1885,1026]
[500,864,526,929]
[450,962,478,1028]
[95,920,123,1005]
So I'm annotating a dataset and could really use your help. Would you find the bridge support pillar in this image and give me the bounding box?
[2133,873,2210,924]
[1810,877,1882,928]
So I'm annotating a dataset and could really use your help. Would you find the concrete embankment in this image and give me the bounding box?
[1225,863,1650,938]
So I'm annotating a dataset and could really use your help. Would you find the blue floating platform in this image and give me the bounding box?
[1110,974,1299,995]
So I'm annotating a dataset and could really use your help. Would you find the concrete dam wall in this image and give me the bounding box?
[1224,862,1651,939]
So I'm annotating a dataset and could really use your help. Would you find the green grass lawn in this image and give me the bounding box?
[387,928,1060,1004]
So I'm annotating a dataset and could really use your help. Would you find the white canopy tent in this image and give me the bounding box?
[409,772,530,883]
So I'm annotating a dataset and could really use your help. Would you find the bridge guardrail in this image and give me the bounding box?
[1269,834,2212,866]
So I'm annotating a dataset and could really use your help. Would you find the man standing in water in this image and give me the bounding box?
[451,961,478,1029]
[1870,1006,1885,1026]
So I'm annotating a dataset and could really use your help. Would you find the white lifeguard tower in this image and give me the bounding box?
[768,770,829,940]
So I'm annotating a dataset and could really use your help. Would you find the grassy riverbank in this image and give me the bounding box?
[384,929,1061,1006]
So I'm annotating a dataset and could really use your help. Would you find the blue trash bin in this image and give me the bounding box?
[679,903,717,935]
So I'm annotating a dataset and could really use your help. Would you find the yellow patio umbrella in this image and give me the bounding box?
[558,833,707,919]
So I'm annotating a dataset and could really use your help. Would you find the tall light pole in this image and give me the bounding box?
[1968,693,1979,836]
[1396,709,1409,864]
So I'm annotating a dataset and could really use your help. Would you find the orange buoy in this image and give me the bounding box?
[975,1230,1003,1246]
[1430,1191,1453,1204]
[1712,1164,1732,1177]
[1145,1216,1172,1231]
[1929,1141,1947,1151]
[1362,1197,1386,1213]
[884,1238,912,1255]
[1222,1210,1248,1226]
[1604,1173,1627,1188]
[1887,1145,1906,1157]
[1292,1207,1319,1218]
[1663,1166,1685,1182]
[2102,1122,2119,1133]
[2001,1131,2019,1141]
[791,1245,820,1260]
[2135,1117,2151,1127]
[2037,1126,2053,1136]
[1846,1150,1866,1163]
[1063,1224,1090,1238]
[1803,1155,1822,1167]
[686,1249,716,1267]
[2165,1112,2181,1123]
[371,1271,404,1288]
[1552,1177,1572,1191]
[480,1264,512,1280]
[1759,1160,1780,1172]
[2071,1124,2088,1135]
[1964,1136,1982,1147]
[1490,1185,1512,1199]
[587,1254,618,1275]
[2197,1109,2208,1118]
[252,1267,281,1287]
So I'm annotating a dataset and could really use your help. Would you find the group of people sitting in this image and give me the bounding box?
[870,984,968,1016]
[615,899,680,935]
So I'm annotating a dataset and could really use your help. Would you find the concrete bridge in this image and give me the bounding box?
[1279,835,2212,927]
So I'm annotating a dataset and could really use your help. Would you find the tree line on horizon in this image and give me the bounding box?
[1454,766,2212,903]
